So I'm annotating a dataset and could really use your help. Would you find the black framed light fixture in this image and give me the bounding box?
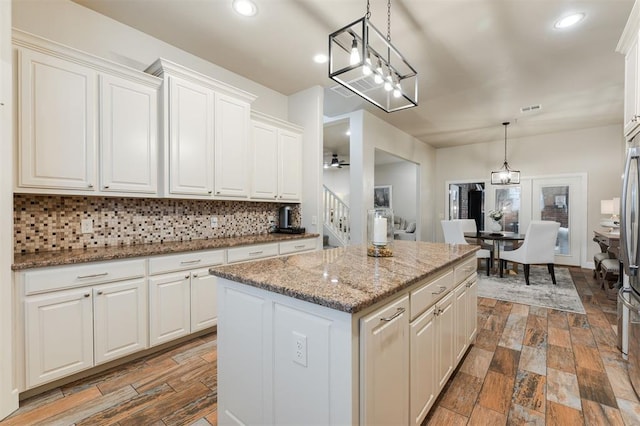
[328,0,418,113]
[491,122,520,185]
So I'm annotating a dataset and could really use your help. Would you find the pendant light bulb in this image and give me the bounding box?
[374,59,384,84]
[362,52,372,76]
[384,68,393,91]
[350,38,360,65]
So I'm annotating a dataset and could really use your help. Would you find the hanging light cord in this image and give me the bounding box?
[503,122,510,165]
[366,0,371,19]
[387,0,392,42]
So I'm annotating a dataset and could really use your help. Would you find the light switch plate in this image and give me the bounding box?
[210,216,218,228]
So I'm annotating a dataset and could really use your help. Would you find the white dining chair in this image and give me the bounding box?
[441,220,492,275]
[499,220,561,285]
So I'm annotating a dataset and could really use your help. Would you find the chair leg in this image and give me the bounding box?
[486,258,490,276]
[500,259,504,277]
[524,264,530,285]
[548,263,557,285]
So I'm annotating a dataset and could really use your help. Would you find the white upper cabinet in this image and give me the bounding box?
[214,93,250,197]
[146,59,256,200]
[100,74,158,194]
[250,112,303,202]
[618,9,640,140]
[13,30,161,196]
[168,75,215,196]
[17,47,97,191]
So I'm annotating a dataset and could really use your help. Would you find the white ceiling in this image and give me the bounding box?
[72,0,634,148]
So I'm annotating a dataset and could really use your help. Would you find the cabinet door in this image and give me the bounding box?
[454,283,468,364]
[625,36,640,139]
[93,279,148,365]
[100,74,158,194]
[250,121,279,200]
[435,291,455,392]
[25,289,93,388]
[168,75,214,196]
[149,272,191,346]
[191,268,218,332]
[18,48,96,191]
[409,306,436,426]
[278,129,302,201]
[361,295,409,426]
[214,93,250,197]
[466,279,478,345]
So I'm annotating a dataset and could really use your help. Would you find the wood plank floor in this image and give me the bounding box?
[2,267,640,425]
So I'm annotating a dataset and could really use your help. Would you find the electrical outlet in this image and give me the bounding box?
[292,331,307,367]
[311,215,317,225]
[81,219,93,234]
[210,216,218,228]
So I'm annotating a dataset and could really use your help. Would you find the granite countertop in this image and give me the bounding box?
[209,240,478,314]
[13,233,320,270]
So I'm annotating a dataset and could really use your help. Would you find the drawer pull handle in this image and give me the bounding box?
[77,272,108,279]
[249,251,264,256]
[294,245,306,249]
[180,259,201,265]
[432,286,447,295]
[380,307,405,322]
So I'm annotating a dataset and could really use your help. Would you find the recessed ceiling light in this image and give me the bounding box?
[554,13,585,29]
[232,0,257,17]
[313,53,328,64]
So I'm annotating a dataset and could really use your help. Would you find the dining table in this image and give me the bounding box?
[464,231,526,275]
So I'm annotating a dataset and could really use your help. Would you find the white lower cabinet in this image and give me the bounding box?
[360,295,410,426]
[93,279,148,365]
[409,305,437,426]
[24,276,148,389]
[148,250,225,346]
[25,288,94,388]
[435,291,455,392]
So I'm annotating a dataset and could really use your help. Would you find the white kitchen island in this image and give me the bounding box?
[210,241,479,426]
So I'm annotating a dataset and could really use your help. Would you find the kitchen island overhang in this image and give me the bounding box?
[210,241,479,425]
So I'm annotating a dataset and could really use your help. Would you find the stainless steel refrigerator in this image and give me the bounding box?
[620,137,640,398]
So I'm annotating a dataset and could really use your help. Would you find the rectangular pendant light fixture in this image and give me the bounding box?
[328,12,418,113]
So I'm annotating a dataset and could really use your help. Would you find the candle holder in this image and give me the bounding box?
[367,208,394,257]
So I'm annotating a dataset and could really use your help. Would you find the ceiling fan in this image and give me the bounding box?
[328,154,349,168]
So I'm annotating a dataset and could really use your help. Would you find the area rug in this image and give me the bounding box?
[477,266,586,314]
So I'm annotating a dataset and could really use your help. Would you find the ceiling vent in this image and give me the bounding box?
[520,104,542,114]
[330,76,378,98]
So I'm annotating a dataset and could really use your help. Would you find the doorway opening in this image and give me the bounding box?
[449,182,485,231]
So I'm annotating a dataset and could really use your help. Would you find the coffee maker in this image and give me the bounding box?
[276,206,305,234]
[279,206,292,229]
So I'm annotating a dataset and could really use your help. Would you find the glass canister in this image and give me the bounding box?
[367,208,394,257]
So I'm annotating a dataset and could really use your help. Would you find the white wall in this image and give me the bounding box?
[435,124,625,266]
[374,160,418,225]
[12,0,288,119]
[289,86,324,242]
[0,0,17,419]
[323,168,350,206]
[349,110,437,244]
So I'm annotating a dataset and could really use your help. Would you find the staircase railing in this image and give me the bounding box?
[323,185,350,246]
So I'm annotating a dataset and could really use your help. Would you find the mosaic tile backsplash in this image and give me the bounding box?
[14,195,301,254]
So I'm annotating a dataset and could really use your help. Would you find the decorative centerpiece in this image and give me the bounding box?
[367,208,394,257]
[488,209,503,232]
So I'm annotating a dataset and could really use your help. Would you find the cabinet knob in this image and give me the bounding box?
[193,273,198,277]
[97,291,103,295]
[84,293,91,298]
[208,190,212,194]
[185,274,190,279]
[216,191,221,194]
[88,183,93,188]
[104,185,109,189]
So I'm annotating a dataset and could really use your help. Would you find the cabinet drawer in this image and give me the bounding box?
[227,243,279,263]
[454,257,477,285]
[23,259,145,295]
[148,250,225,275]
[279,238,317,255]
[410,270,453,320]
